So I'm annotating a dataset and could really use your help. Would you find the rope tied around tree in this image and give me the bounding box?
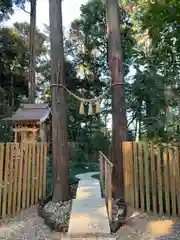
[51,82,125,115]
[51,60,124,115]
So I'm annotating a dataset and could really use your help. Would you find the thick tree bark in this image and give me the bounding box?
[49,0,69,201]
[106,0,127,199]
[28,0,36,104]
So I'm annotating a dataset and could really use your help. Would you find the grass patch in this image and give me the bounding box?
[69,162,99,183]
[46,155,100,194]
[91,173,100,180]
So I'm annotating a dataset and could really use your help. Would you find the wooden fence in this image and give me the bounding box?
[0,142,47,218]
[99,151,113,221]
[123,141,180,216]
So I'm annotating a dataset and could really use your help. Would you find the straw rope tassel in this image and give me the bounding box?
[88,103,93,115]
[79,101,85,115]
[95,101,101,114]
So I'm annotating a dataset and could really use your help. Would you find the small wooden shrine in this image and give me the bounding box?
[4,104,51,143]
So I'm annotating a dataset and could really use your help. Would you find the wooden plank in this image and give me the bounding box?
[157,147,163,215]
[43,143,47,197]
[39,143,43,199]
[133,142,139,209]
[26,144,32,208]
[7,144,14,216]
[169,148,176,216]
[17,144,24,213]
[139,143,144,211]
[31,144,36,204]
[122,142,128,202]
[163,148,170,215]
[2,144,10,217]
[13,128,38,132]
[123,142,134,207]
[129,142,134,208]
[107,166,112,221]
[22,143,28,210]
[0,144,4,216]
[144,143,150,212]
[104,161,108,199]
[175,146,180,215]
[150,143,157,214]
[99,151,113,167]
[35,144,40,204]
[99,154,104,190]
[12,144,19,216]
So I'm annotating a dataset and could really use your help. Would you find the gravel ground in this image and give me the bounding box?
[44,200,72,225]
[0,206,60,240]
[0,184,77,240]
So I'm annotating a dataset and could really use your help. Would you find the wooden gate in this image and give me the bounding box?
[0,143,47,218]
[123,141,180,216]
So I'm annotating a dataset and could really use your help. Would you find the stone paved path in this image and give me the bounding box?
[68,171,112,237]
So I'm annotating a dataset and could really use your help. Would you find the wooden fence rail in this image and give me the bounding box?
[99,151,113,221]
[123,141,180,216]
[0,142,47,218]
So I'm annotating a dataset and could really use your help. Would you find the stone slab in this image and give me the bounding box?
[61,237,116,239]
[76,180,101,199]
[68,198,111,235]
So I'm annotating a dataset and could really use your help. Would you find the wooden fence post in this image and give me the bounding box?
[2,143,10,217]
[123,142,134,207]
[175,146,180,215]
[157,146,163,215]
[105,161,108,200]
[0,144,4,216]
[144,143,150,213]
[163,147,170,215]
[17,143,24,213]
[39,143,43,199]
[139,143,144,211]
[169,147,176,216]
[43,143,47,197]
[133,142,139,209]
[27,144,32,208]
[99,153,104,190]
[107,165,112,221]
[35,143,40,204]
[22,143,28,210]
[12,143,19,216]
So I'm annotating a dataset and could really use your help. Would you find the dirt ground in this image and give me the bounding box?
[118,207,180,240]
[0,206,180,239]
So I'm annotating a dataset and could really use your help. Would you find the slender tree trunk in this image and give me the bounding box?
[106,0,127,199]
[28,0,36,103]
[165,86,173,132]
[49,0,69,201]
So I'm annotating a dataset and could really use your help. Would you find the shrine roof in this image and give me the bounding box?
[3,104,51,123]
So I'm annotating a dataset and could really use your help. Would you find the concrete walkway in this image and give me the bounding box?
[67,172,115,239]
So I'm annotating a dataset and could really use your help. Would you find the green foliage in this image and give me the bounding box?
[0,21,47,142]
[46,153,99,194]
[0,27,29,104]
[125,1,180,142]
[0,0,26,22]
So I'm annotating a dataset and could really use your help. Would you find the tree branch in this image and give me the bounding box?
[20,5,30,14]
[127,115,136,127]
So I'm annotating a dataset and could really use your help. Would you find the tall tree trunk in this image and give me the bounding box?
[28,0,36,104]
[106,0,127,199]
[49,0,69,201]
[165,85,173,132]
